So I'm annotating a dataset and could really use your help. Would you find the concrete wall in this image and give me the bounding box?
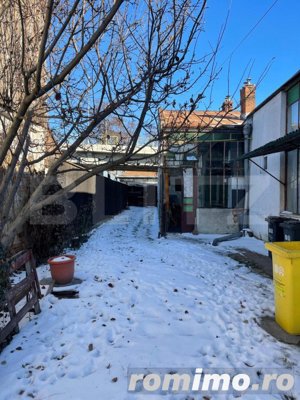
[58,168,127,225]
[59,169,96,195]
[248,92,286,240]
[196,208,239,234]
[93,176,105,224]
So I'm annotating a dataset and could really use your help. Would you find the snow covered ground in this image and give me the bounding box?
[181,232,269,256]
[0,207,299,400]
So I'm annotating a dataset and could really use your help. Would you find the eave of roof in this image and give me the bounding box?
[236,129,300,160]
[247,70,300,118]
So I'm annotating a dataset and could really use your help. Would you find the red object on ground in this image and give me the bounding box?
[48,255,75,285]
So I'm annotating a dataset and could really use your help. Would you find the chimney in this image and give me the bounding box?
[221,95,233,112]
[240,78,256,118]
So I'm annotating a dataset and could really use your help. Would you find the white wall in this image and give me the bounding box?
[196,208,239,234]
[0,116,48,172]
[249,92,286,240]
[29,124,47,171]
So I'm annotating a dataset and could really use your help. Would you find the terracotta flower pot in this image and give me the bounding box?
[48,254,75,285]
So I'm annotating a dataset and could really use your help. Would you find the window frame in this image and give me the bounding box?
[285,82,300,214]
[198,140,244,209]
[285,149,300,214]
[286,82,300,134]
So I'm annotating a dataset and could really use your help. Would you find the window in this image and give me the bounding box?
[198,141,244,208]
[287,83,300,133]
[263,156,268,170]
[286,149,299,213]
[286,83,300,214]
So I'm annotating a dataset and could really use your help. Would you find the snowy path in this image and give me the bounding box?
[0,207,299,400]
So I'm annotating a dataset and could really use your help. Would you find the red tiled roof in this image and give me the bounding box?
[120,171,157,178]
[159,109,243,130]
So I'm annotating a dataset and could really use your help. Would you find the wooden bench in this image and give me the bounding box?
[0,250,41,346]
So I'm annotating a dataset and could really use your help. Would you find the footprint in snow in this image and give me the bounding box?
[56,367,67,378]
[198,344,213,356]
[91,349,101,358]
[81,361,96,377]
[67,369,80,379]
[92,328,102,338]
[106,328,117,344]
[38,371,50,382]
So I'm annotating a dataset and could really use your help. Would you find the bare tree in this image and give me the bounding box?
[0,0,222,252]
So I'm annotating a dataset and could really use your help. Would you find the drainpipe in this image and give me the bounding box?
[242,122,252,229]
[159,150,168,238]
[163,165,169,236]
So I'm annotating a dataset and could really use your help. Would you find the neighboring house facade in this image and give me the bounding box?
[0,0,55,172]
[117,170,157,186]
[242,71,300,240]
[159,71,300,238]
[158,80,256,234]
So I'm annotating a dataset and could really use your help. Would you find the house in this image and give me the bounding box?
[240,70,300,240]
[117,171,158,207]
[158,80,256,235]
[0,0,55,172]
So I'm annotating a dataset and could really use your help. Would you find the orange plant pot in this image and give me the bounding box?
[48,254,75,285]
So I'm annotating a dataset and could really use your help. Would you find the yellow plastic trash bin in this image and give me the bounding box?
[265,241,300,335]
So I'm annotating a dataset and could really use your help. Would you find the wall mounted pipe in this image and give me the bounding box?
[212,231,243,246]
